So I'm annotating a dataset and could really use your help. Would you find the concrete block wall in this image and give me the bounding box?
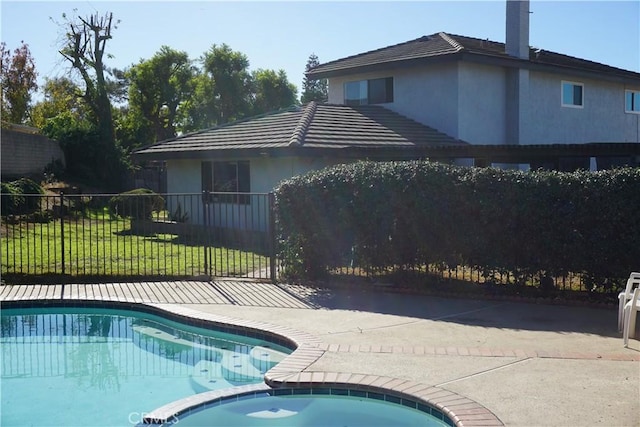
[1,127,65,177]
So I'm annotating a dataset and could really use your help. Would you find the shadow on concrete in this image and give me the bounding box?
[284,284,619,338]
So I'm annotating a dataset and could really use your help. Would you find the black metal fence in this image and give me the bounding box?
[325,263,595,294]
[1,192,276,281]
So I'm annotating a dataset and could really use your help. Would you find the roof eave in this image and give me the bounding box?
[308,50,640,84]
[132,144,469,162]
[133,142,640,164]
[306,54,461,80]
[460,52,640,84]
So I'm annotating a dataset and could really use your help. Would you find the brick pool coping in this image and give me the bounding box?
[2,298,503,426]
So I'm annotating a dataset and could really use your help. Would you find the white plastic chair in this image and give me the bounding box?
[618,272,640,331]
[623,286,640,347]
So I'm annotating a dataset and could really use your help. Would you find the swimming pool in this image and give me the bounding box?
[0,305,291,426]
[157,388,452,426]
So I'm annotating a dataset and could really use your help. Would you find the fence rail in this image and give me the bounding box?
[2,191,611,298]
[1,192,275,281]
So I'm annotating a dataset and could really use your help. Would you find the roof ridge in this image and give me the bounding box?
[289,101,317,146]
[439,32,464,52]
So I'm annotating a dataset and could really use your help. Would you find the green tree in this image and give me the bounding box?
[127,46,194,142]
[1,41,38,124]
[176,72,217,133]
[30,77,89,129]
[42,111,100,181]
[113,105,154,152]
[202,44,252,124]
[252,69,297,115]
[300,53,327,104]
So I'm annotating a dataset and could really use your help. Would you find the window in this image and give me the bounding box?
[561,81,583,108]
[625,90,640,113]
[344,77,393,105]
[201,160,250,204]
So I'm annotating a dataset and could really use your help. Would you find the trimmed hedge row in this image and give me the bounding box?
[275,161,640,291]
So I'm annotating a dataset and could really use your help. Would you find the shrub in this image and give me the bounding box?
[108,188,165,220]
[169,203,189,223]
[275,160,640,289]
[0,178,44,216]
[1,181,24,216]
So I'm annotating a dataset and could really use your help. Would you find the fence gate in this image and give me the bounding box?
[1,192,277,282]
[200,192,276,280]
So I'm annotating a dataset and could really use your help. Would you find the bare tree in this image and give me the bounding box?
[56,11,129,189]
[59,12,116,147]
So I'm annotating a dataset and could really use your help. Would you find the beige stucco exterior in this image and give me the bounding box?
[327,61,640,146]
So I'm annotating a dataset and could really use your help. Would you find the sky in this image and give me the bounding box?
[1,0,639,100]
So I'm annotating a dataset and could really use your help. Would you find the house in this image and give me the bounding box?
[134,102,466,193]
[306,0,640,170]
[133,0,640,230]
[133,102,467,230]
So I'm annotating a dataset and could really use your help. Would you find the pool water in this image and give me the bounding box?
[169,393,450,427]
[0,307,290,427]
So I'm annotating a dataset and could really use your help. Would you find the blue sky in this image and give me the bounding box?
[1,1,639,99]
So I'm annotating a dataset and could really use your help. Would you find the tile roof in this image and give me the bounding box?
[133,102,467,160]
[307,32,640,81]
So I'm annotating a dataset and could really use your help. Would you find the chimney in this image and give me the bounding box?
[506,0,530,59]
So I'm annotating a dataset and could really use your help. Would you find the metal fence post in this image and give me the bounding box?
[202,191,209,276]
[59,192,65,275]
[268,192,277,283]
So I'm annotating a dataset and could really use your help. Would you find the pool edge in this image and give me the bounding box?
[1,298,503,427]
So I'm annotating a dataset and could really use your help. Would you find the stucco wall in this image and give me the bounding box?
[250,156,345,192]
[326,62,507,143]
[1,127,65,177]
[392,64,460,140]
[326,61,640,145]
[165,156,346,230]
[457,62,507,144]
[524,71,640,144]
[327,64,461,140]
[166,156,343,195]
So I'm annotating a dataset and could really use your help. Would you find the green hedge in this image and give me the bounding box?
[275,161,640,290]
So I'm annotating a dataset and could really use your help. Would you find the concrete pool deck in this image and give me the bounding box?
[1,279,638,426]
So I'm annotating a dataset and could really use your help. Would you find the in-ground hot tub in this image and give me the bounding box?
[150,386,453,426]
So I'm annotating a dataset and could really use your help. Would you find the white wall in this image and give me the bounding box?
[250,156,343,193]
[166,159,200,194]
[165,156,348,230]
[167,156,344,195]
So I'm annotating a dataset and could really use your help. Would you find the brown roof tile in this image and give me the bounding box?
[133,103,466,160]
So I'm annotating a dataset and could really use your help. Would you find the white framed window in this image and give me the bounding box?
[561,81,583,108]
[625,90,640,113]
[344,77,394,106]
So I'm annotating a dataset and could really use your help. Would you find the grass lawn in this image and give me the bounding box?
[1,214,269,278]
